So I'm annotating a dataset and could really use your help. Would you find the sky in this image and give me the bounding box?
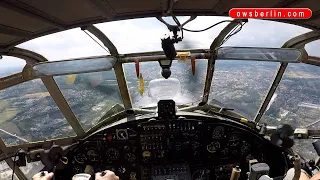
[0,16,319,73]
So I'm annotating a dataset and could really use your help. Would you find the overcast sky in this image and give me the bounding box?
[0,16,319,71]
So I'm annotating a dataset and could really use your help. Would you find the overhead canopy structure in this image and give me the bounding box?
[0,0,320,50]
[0,1,319,179]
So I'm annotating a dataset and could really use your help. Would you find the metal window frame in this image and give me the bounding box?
[84,25,133,109]
[0,49,85,136]
[201,19,244,104]
[0,138,27,180]
[254,30,320,122]
[0,20,320,180]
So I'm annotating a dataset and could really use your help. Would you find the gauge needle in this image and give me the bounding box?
[120,133,125,139]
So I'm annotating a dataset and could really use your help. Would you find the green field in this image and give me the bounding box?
[0,100,19,124]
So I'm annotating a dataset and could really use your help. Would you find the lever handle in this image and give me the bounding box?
[230,166,241,180]
[313,140,320,156]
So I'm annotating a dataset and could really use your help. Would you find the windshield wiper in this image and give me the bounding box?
[98,103,125,123]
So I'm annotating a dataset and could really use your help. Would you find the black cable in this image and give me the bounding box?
[11,148,22,180]
[172,15,181,27]
[171,15,183,39]
[220,22,246,46]
[182,20,234,32]
[220,24,241,45]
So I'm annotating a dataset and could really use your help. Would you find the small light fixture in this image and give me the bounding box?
[158,60,172,79]
[158,60,172,67]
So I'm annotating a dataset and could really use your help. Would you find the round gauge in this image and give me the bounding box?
[232,150,238,155]
[87,149,99,162]
[116,129,128,140]
[74,153,87,164]
[106,148,120,160]
[125,153,136,163]
[221,148,229,156]
[229,134,239,141]
[191,141,201,150]
[192,169,210,180]
[212,126,225,139]
[228,135,240,147]
[142,151,151,158]
[241,141,251,154]
[207,141,220,153]
[118,166,126,174]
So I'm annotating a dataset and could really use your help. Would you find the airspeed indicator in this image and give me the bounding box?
[207,141,220,153]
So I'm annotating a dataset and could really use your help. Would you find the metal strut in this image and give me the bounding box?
[254,30,320,122]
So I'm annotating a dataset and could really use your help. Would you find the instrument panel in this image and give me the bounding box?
[62,116,287,180]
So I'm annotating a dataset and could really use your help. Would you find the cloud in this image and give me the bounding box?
[0,56,26,68]
[0,16,315,65]
[305,40,320,57]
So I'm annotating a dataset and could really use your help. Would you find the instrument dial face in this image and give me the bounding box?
[207,141,220,153]
[192,169,210,180]
[212,126,225,139]
[116,129,128,140]
[228,135,240,147]
[74,153,87,164]
[221,148,229,156]
[125,153,136,163]
[241,141,251,154]
[229,134,239,141]
[106,148,120,160]
[87,149,99,162]
[192,141,201,150]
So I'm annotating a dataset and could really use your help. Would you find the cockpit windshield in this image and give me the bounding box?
[0,17,319,146]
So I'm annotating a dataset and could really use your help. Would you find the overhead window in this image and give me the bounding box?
[0,56,26,78]
[17,28,108,61]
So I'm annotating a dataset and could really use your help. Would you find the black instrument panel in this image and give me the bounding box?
[63,116,287,180]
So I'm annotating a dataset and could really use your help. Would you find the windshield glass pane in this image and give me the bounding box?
[209,60,278,120]
[55,70,123,131]
[221,19,310,47]
[305,40,320,57]
[16,17,311,58]
[0,56,26,78]
[293,139,317,161]
[95,17,310,53]
[0,79,76,146]
[19,161,44,180]
[261,63,320,129]
[17,28,108,61]
[217,47,302,62]
[124,60,207,108]
[0,161,19,180]
[96,16,230,53]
